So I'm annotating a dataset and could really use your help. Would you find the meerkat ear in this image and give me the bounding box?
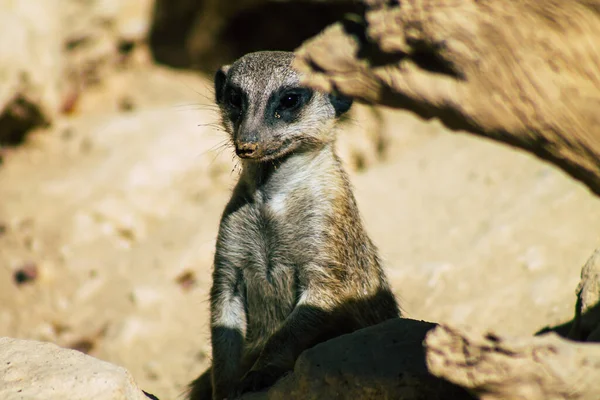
[328,93,353,117]
[214,65,230,104]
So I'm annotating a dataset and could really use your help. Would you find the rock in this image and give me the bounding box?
[62,0,154,85]
[575,249,600,317]
[0,336,153,400]
[0,0,154,145]
[0,0,61,145]
[426,324,600,400]
[244,318,474,400]
[569,248,600,342]
[293,0,600,196]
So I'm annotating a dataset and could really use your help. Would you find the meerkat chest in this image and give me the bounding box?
[220,193,320,275]
[218,184,324,291]
[219,196,318,338]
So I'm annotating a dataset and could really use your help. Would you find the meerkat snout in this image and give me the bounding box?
[214,51,353,162]
[234,140,259,158]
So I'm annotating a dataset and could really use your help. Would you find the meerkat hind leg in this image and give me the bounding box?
[210,284,247,399]
[188,367,212,400]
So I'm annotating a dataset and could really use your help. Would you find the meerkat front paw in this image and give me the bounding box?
[233,365,288,396]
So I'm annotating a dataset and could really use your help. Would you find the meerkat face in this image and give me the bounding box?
[214,51,352,162]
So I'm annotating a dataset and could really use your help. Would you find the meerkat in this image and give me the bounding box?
[189,51,400,400]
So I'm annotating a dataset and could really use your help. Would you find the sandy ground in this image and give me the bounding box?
[0,63,599,399]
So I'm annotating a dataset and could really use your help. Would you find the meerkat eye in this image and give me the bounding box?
[279,93,300,110]
[227,90,243,109]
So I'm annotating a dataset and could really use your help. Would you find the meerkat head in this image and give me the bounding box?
[214,51,353,162]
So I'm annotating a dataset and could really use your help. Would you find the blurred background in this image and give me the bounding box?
[0,1,599,398]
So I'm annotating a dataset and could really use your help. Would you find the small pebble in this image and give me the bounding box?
[143,391,160,400]
[118,97,135,112]
[13,263,39,285]
[61,89,80,115]
[175,270,197,291]
[68,338,95,354]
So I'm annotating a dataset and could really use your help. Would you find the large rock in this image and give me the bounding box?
[293,0,600,196]
[0,337,154,400]
[61,0,154,85]
[0,0,61,145]
[426,324,600,400]
[244,318,474,400]
[0,0,154,146]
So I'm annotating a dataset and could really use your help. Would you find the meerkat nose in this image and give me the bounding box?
[235,141,259,158]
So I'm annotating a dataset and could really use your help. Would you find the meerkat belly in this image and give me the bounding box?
[232,204,309,344]
[243,260,296,345]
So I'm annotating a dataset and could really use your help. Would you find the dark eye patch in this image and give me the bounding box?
[223,86,246,120]
[226,89,243,108]
[266,87,313,124]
